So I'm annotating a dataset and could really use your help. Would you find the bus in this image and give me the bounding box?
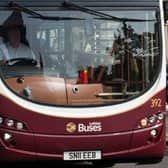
[0,0,166,162]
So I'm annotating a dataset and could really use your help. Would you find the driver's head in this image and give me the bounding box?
[3,11,23,28]
[1,11,23,47]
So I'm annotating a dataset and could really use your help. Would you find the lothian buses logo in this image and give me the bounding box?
[66,122,77,133]
[66,122,102,133]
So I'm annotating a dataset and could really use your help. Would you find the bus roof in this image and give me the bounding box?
[0,0,160,8]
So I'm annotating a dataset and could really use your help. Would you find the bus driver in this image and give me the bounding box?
[0,11,36,65]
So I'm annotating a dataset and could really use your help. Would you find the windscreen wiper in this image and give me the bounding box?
[62,1,120,20]
[8,1,84,20]
[62,1,156,22]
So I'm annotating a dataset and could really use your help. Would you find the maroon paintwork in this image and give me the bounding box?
[0,88,166,161]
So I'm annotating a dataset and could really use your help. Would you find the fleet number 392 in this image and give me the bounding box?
[150,98,162,108]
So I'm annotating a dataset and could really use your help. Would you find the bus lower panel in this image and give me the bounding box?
[0,124,165,162]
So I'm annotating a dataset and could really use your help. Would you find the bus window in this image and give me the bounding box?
[0,8,160,106]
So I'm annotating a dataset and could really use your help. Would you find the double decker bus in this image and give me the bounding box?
[0,0,166,161]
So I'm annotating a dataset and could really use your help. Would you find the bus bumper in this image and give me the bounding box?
[0,123,165,162]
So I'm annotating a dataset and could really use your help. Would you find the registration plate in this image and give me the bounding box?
[63,150,101,161]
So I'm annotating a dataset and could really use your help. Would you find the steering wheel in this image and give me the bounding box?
[6,57,37,66]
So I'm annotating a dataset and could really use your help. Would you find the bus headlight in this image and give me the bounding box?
[16,122,24,130]
[150,129,157,137]
[139,112,165,129]
[157,112,164,120]
[0,116,3,124]
[149,116,156,124]
[4,133,13,141]
[6,119,14,127]
[0,115,27,131]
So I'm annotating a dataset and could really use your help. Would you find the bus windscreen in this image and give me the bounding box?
[0,8,160,106]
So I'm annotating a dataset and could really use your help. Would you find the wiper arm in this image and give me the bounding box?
[62,1,119,20]
[8,1,83,20]
[96,17,156,22]
[29,16,84,21]
[62,1,156,22]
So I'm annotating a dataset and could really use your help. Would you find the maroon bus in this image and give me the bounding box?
[0,0,166,162]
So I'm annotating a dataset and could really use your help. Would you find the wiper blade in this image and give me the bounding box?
[95,17,155,22]
[62,1,156,22]
[8,1,83,20]
[29,16,84,20]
